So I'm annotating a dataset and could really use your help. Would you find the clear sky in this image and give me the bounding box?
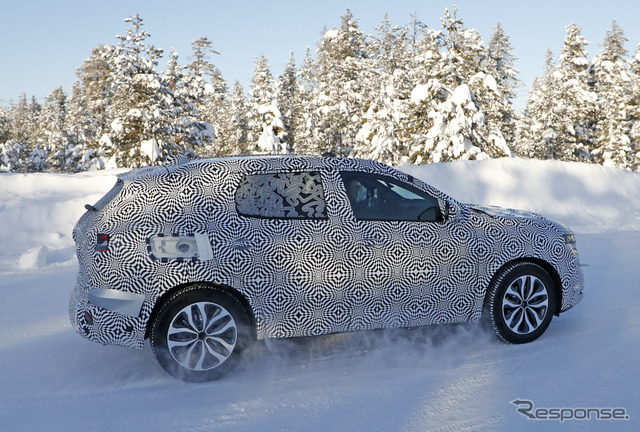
[1,0,639,111]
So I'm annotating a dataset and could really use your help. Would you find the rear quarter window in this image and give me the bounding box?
[235,171,327,219]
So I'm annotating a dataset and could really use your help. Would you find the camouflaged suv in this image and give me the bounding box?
[70,155,583,381]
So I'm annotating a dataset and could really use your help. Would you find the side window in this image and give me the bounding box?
[235,171,327,219]
[340,171,442,222]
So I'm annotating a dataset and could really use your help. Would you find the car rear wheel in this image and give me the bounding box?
[484,262,557,344]
[151,285,253,382]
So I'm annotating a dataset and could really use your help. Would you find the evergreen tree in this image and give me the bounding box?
[438,6,485,88]
[9,95,46,171]
[590,21,633,168]
[408,7,509,164]
[484,22,520,146]
[107,13,170,167]
[68,44,116,169]
[162,48,214,157]
[0,104,21,172]
[292,47,320,155]
[40,87,72,171]
[0,140,25,172]
[555,23,596,159]
[9,94,34,147]
[248,53,286,153]
[187,37,220,78]
[522,25,595,161]
[355,15,412,164]
[227,81,250,154]
[200,67,231,155]
[0,106,10,144]
[183,37,222,116]
[277,52,302,153]
[165,47,182,95]
[407,12,428,55]
[311,9,368,156]
[408,81,509,164]
[182,38,228,155]
[630,42,640,170]
[519,48,564,159]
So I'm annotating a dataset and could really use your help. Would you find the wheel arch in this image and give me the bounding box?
[485,258,563,316]
[145,281,257,340]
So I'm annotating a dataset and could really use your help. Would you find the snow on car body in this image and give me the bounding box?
[69,154,583,381]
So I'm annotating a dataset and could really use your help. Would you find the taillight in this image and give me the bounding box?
[96,234,109,252]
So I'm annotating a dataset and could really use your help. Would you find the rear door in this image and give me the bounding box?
[231,170,353,338]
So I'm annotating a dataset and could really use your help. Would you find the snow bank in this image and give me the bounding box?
[1,158,638,270]
[0,169,126,270]
[400,157,640,234]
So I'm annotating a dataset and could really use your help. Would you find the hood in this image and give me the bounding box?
[468,204,548,222]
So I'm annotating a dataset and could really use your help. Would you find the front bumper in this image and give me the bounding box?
[69,282,147,349]
[559,260,584,313]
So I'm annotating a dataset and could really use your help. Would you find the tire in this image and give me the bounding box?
[150,285,253,382]
[484,262,557,344]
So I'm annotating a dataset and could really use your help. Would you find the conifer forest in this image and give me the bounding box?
[1,8,639,172]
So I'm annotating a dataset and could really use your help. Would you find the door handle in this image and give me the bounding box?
[230,239,253,251]
[356,238,380,247]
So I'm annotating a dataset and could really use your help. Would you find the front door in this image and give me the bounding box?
[336,170,478,330]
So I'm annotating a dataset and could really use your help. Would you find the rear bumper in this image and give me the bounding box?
[69,282,146,349]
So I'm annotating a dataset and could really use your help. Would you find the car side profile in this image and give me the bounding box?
[69,155,584,381]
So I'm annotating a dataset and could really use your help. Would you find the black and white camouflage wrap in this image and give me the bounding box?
[69,155,584,349]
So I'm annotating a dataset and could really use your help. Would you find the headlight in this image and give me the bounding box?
[564,233,578,256]
[147,233,213,262]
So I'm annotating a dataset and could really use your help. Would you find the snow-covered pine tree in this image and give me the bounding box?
[9,94,46,171]
[107,13,170,167]
[408,7,510,164]
[518,48,563,158]
[0,106,10,145]
[68,44,116,169]
[0,140,24,172]
[182,37,231,156]
[26,96,48,172]
[311,9,368,156]
[631,42,640,170]
[403,19,443,156]
[248,53,286,154]
[590,21,633,169]
[40,87,73,171]
[277,51,303,154]
[0,104,23,172]
[165,48,182,96]
[355,14,412,164]
[164,48,214,156]
[407,12,428,55]
[8,94,34,152]
[291,47,320,155]
[438,6,485,88]
[187,36,220,79]
[483,22,520,146]
[227,81,250,155]
[201,67,233,156]
[181,38,216,111]
[555,23,596,160]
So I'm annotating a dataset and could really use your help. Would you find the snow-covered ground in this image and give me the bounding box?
[0,157,638,431]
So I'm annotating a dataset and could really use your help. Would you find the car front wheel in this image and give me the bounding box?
[485,262,557,344]
[151,285,253,382]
